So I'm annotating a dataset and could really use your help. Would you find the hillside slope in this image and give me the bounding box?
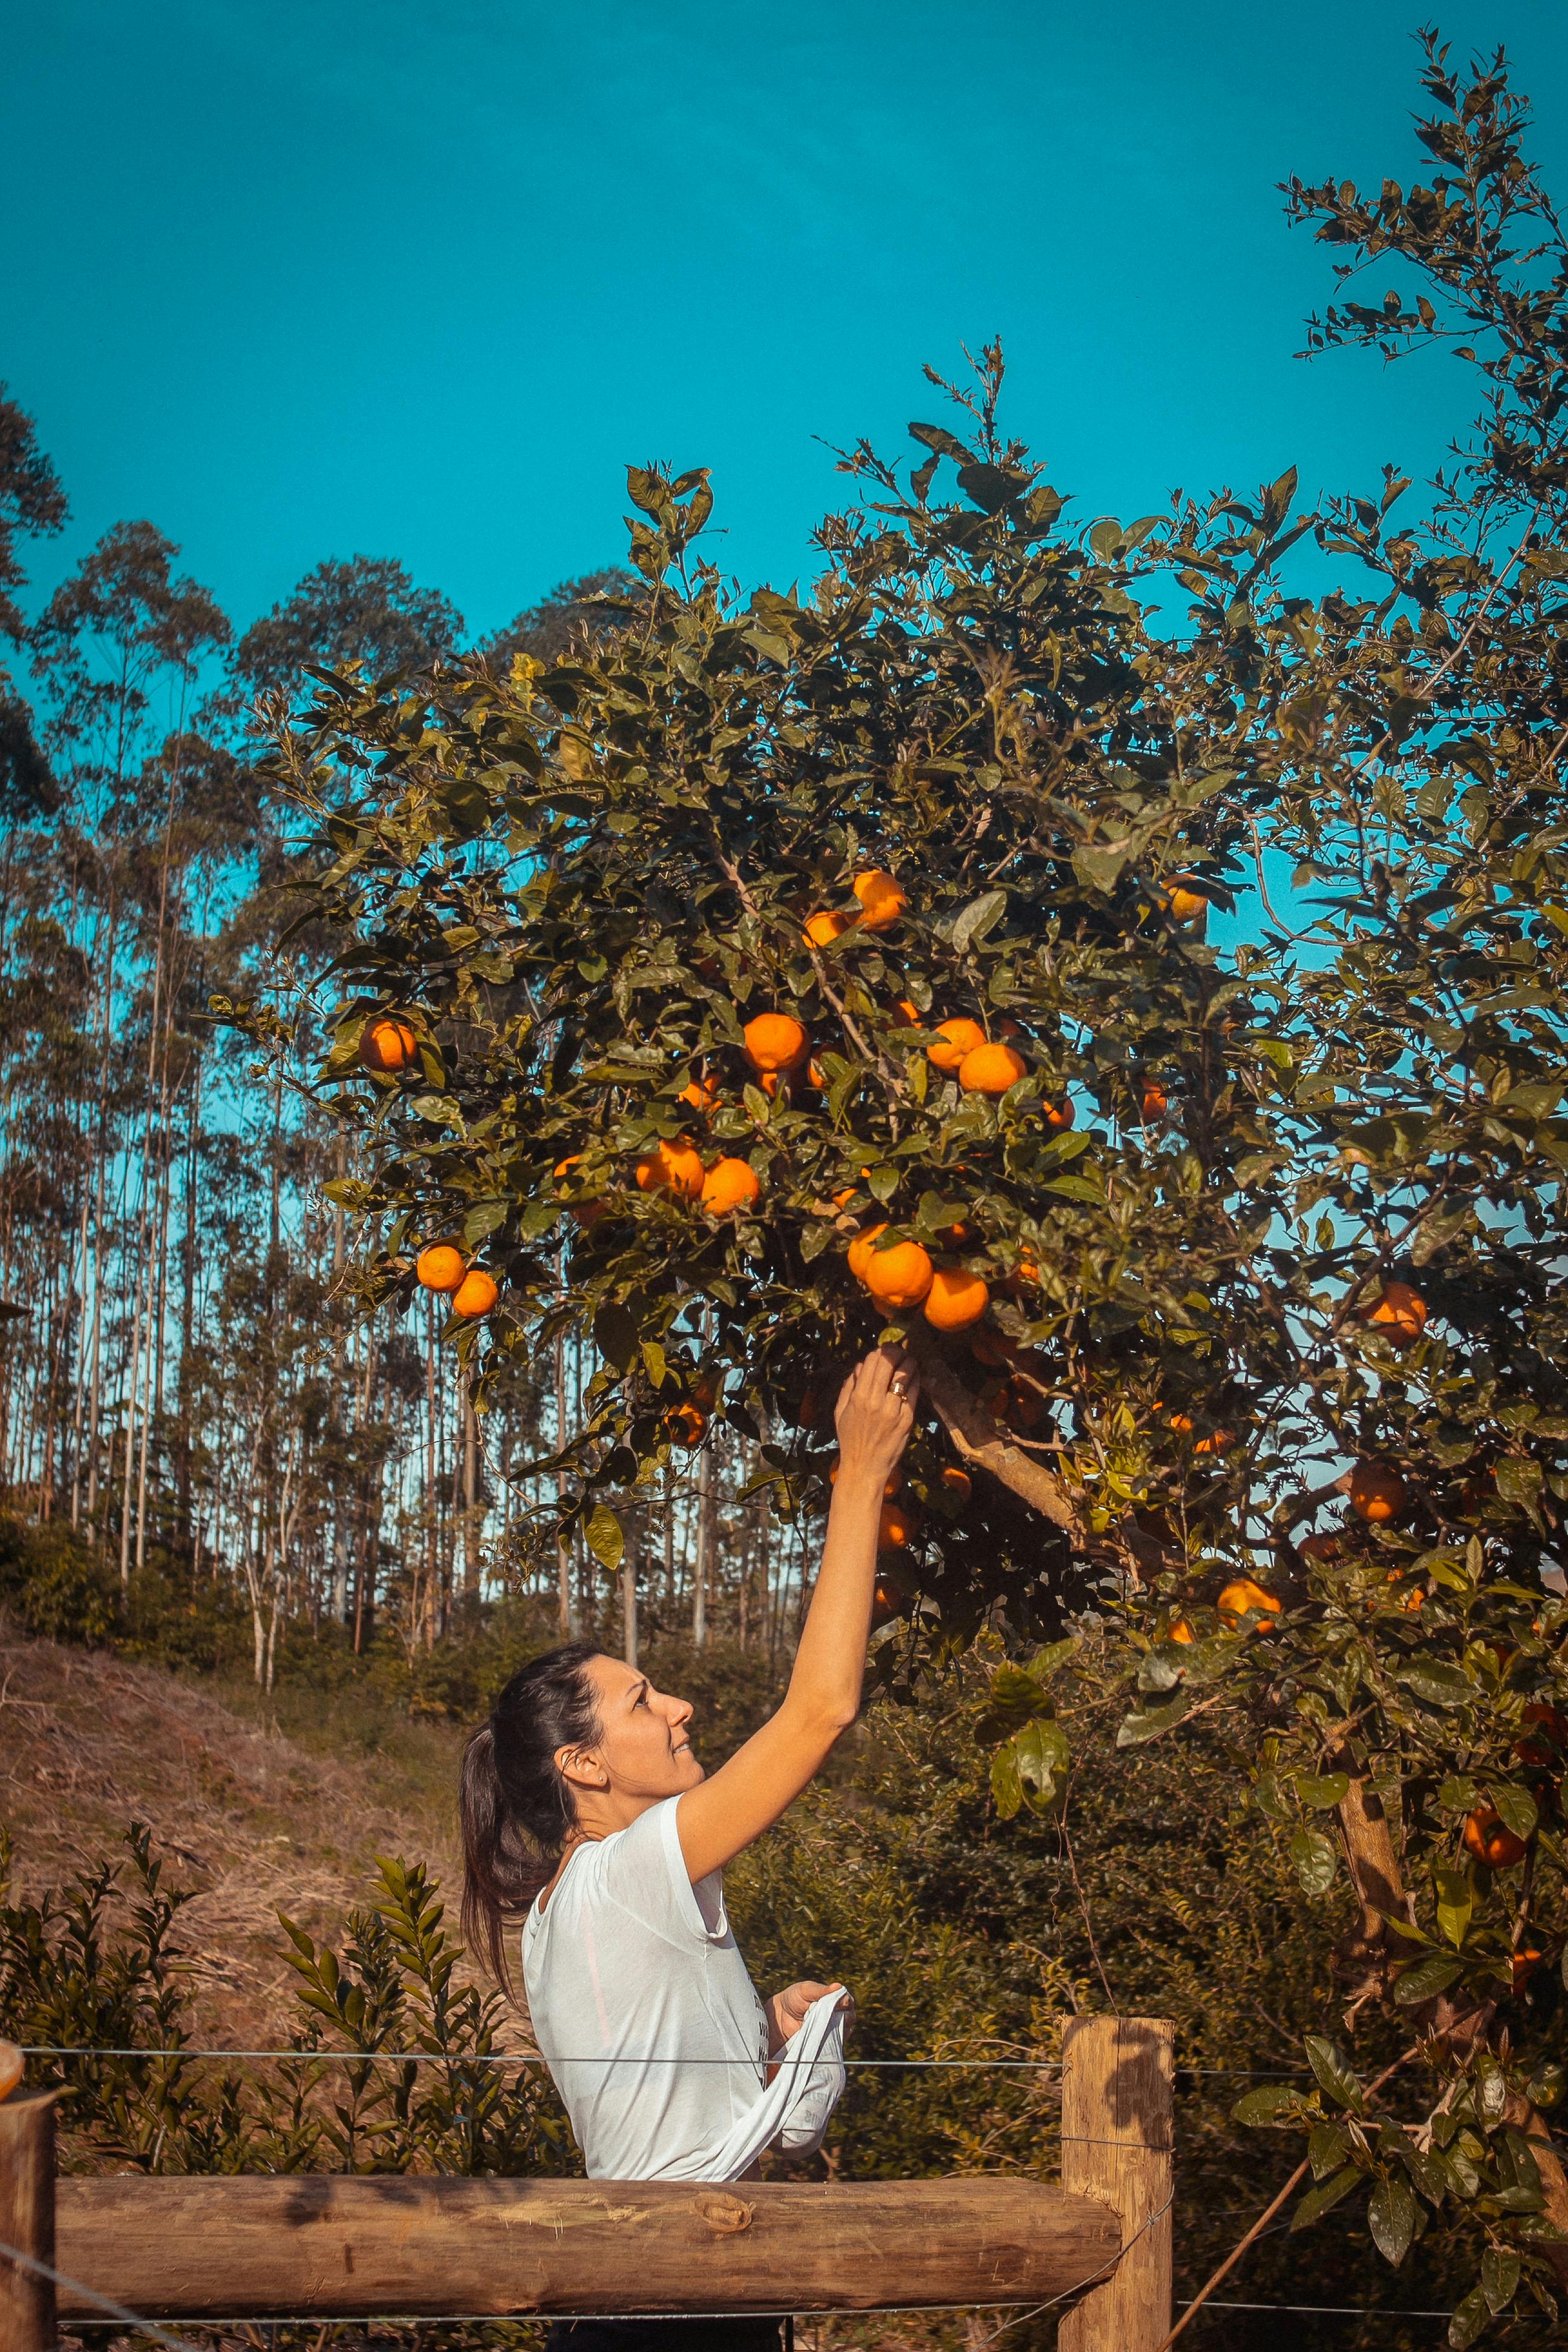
[1,1618,467,2047]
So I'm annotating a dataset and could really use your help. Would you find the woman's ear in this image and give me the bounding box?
[555,1742,610,1792]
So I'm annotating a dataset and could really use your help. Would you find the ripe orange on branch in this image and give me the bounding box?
[926,1018,985,1073]
[959,1042,1025,1095]
[803,908,854,949]
[1366,1280,1428,1346]
[743,1013,807,1072]
[1044,1096,1075,1130]
[416,1243,466,1293]
[554,1155,605,1227]
[451,1268,498,1319]
[1164,881,1209,923]
[861,1236,934,1312]
[701,1157,760,1214]
[1140,1080,1169,1120]
[1217,1577,1282,1628]
[636,1138,707,1200]
[679,1073,719,1112]
[852,870,906,930]
[359,1016,419,1075]
[939,1465,972,1504]
[664,1402,708,1447]
[878,1500,916,1550]
[1349,1460,1409,1525]
[1463,1806,1529,1870]
[923,1267,990,1330]
[847,1223,887,1281]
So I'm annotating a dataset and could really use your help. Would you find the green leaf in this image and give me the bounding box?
[1305,2037,1364,2112]
[1292,2165,1364,2229]
[1448,2284,1491,2350]
[1396,1659,1474,1708]
[1433,1865,1474,1950]
[1480,2246,1520,2316]
[1367,2172,1417,2267]
[584,1504,624,1573]
[952,889,1008,951]
[1296,1771,1350,1809]
[1116,1691,1193,1747]
[1290,1829,1339,1895]
[1232,2083,1305,2125]
[593,1301,638,1372]
[1394,1953,1466,2005]
[1489,1781,1538,1842]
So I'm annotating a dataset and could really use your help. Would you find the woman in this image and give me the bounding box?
[460,1344,918,2352]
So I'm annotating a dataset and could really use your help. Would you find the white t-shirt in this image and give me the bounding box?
[521,1794,845,2182]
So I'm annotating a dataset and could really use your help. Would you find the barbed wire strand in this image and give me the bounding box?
[20,2043,1308,2076]
[0,2230,206,2352]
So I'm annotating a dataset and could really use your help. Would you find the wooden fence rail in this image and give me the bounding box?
[0,2019,1174,2348]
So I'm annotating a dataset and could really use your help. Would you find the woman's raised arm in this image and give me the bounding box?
[675,1345,918,1884]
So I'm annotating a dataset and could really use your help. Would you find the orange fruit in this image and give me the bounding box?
[701,1157,760,1214]
[1367,1280,1427,1346]
[871,1573,905,1628]
[664,1402,708,1447]
[959,1042,1026,1095]
[744,1012,808,1072]
[853,870,906,930]
[862,1237,935,1312]
[1512,1946,1544,1995]
[1385,1570,1424,1612]
[878,1500,915,1549]
[359,1015,419,1075]
[847,1223,887,1281]
[1463,1807,1528,1869]
[923,1267,990,1330]
[940,1465,972,1504]
[1516,1702,1568,1768]
[1044,1096,1075,1130]
[895,998,923,1027]
[635,1137,707,1200]
[554,1154,605,1227]
[1298,1533,1340,1563]
[926,1017,986,1073]
[416,1243,466,1293]
[452,1268,498,1319]
[1169,1618,1196,1644]
[1166,882,1209,923]
[1169,1413,1229,1453]
[1349,1460,1409,1525]
[1140,1080,1168,1120]
[806,1058,826,1088]
[803,908,854,949]
[1217,1577,1282,1627]
[679,1073,719,1112]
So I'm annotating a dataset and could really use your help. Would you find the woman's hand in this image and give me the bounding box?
[766,1979,854,2056]
[833,1345,919,1495]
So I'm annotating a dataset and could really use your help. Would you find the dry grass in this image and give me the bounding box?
[0,1619,466,2046]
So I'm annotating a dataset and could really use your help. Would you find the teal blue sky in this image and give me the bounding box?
[4,1,1567,642]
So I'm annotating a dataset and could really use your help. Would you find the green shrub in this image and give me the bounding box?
[0,1515,117,1643]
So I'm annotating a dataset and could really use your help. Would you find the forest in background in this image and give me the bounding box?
[0,420,795,1689]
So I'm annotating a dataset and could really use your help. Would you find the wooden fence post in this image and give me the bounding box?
[1057,2014,1174,2352]
[0,2042,57,2352]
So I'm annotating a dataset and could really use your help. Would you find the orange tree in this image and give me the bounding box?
[247,39,1568,2340]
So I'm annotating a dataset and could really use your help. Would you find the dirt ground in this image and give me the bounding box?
[0,1618,471,2046]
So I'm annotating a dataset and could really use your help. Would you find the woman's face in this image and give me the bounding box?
[581,1653,705,1800]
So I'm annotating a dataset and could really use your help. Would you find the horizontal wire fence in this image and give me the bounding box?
[9,2040,1531,2333]
[21,2044,1309,2075]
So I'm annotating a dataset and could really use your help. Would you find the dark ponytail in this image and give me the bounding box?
[460,1641,604,1992]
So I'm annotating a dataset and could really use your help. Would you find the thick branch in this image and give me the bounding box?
[912,1344,1086,1543]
